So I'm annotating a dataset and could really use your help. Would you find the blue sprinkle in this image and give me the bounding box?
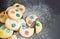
[11,23,16,28]
[2,26,6,30]
[16,13,20,17]
[30,16,34,19]
[6,29,10,33]
[22,23,26,27]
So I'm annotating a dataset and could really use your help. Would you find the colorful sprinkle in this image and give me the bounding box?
[19,8,23,11]
[11,23,16,28]
[0,32,3,36]
[16,9,19,12]
[2,26,6,30]
[28,20,32,24]
[30,16,34,19]
[25,31,29,35]
[22,23,26,27]
[36,23,40,27]
[6,29,10,33]
[16,13,20,17]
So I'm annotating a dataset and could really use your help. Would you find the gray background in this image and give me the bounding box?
[0,0,60,39]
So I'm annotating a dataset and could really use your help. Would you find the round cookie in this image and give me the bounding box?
[0,11,8,23]
[0,25,13,38]
[5,18,21,31]
[35,21,42,34]
[8,35,17,39]
[6,7,23,20]
[19,19,27,28]
[19,28,34,37]
[13,3,25,14]
[26,14,38,27]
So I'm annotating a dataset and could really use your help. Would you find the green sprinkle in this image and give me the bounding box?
[16,9,19,12]
[36,23,40,27]
[2,26,6,30]
[6,29,10,33]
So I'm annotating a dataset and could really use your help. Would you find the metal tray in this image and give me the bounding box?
[0,0,60,39]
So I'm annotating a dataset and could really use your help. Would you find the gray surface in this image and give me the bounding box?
[0,0,60,39]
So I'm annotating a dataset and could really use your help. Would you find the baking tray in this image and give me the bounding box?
[0,0,60,39]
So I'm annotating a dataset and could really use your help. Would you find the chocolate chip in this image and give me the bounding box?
[16,5,19,7]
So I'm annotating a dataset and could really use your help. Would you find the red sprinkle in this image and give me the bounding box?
[25,30,29,35]
[28,20,32,24]
[19,8,23,11]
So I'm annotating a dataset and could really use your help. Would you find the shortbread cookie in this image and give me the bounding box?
[5,18,21,31]
[35,21,42,34]
[0,11,8,23]
[0,25,13,38]
[6,7,23,20]
[8,35,17,39]
[5,3,25,20]
[19,19,27,28]
[26,14,38,27]
[19,28,34,37]
[13,3,25,14]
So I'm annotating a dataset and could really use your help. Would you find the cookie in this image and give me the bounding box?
[5,3,25,20]
[0,11,8,23]
[35,21,42,34]
[19,28,34,37]
[19,19,27,28]
[8,35,17,39]
[0,25,13,38]
[6,6,23,20]
[26,14,38,27]
[13,3,25,14]
[5,18,21,31]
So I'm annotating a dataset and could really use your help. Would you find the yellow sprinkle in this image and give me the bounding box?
[0,32,3,36]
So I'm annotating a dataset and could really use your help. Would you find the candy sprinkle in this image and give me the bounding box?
[36,23,40,27]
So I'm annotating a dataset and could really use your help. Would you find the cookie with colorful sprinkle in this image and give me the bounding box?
[0,25,13,38]
[35,21,42,34]
[5,6,23,20]
[5,3,25,20]
[5,18,21,31]
[19,28,34,37]
[26,14,38,27]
